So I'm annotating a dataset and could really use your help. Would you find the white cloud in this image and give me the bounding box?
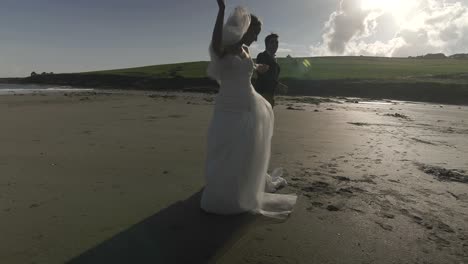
[311,0,468,57]
[277,47,293,53]
[249,43,261,54]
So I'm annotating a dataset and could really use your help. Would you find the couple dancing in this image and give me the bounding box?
[201,0,297,219]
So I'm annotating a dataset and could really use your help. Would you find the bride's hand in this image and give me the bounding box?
[256,64,270,74]
[217,0,225,10]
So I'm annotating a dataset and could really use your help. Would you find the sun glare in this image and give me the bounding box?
[360,0,404,12]
[360,0,419,28]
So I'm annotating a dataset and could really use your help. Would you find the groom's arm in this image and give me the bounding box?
[256,53,268,74]
[274,64,288,94]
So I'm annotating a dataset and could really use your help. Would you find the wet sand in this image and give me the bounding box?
[1,91,467,263]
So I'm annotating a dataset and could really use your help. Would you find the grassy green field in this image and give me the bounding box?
[86,61,208,79]
[87,56,468,81]
[16,56,467,104]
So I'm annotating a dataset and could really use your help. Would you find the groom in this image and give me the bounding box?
[254,33,288,107]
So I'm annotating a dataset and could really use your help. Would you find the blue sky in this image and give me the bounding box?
[0,0,337,77]
[1,0,468,77]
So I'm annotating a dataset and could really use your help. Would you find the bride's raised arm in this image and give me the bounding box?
[211,0,225,57]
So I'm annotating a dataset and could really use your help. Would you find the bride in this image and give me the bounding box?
[201,0,296,219]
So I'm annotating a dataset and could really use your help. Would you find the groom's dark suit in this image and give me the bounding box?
[254,51,280,107]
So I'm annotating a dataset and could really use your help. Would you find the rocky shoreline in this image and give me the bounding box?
[1,73,468,105]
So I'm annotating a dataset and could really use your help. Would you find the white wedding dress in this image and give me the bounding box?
[201,47,297,219]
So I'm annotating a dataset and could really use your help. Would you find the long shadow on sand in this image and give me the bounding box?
[67,190,256,264]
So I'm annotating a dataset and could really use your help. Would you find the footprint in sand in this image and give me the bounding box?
[326,205,341,211]
[428,233,451,248]
[146,116,160,121]
[301,181,333,195]
[355,176,376,185]
[400,209,433,229]
[336,188,354,196]
[375,221,393,231]
[416,163,468,184]
[437,221,455,233]
[167,114,186,119]
[377,212,395,219]
[311,202,324,208]
[333,176,351,182]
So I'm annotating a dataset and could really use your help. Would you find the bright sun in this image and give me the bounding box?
[360,0,407,13]
[360,0,418,26]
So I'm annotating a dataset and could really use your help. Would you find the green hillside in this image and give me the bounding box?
[86,56,468,81]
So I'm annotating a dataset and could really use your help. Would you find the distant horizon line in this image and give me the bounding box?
[2,52,467,78]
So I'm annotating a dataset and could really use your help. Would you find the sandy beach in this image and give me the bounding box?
[1,91,467,264]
